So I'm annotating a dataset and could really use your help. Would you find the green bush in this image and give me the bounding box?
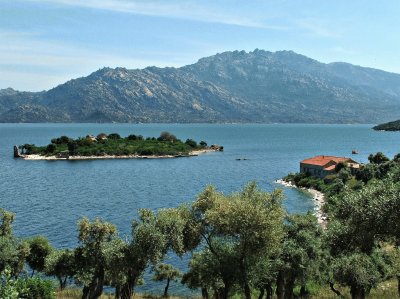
[199,140,207,147]
[108,133,121,140]
[45,144,57,154]
[0,268,21,299]
[16,276,55,299]
[185,139,197,148]
[127,134,137,140]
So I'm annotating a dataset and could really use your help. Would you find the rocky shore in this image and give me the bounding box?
[19,149,217,161]
[275,179,327,228]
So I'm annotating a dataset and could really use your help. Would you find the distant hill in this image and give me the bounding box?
[373,119,400,131]
[2,50,400,123]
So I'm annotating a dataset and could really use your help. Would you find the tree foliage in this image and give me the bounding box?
[184,182,285,299]
[74,217,117,299]
[45,249,75,290]
[26,236,53,276]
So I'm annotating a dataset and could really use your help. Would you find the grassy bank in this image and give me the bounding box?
[56,280,399,299]
[56,288,196,299]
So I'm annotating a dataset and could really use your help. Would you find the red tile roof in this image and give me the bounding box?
[301,156,351,167]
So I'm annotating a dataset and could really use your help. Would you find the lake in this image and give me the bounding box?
[1,123,399,295]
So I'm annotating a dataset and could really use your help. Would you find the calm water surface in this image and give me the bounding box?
[1,123,399,294]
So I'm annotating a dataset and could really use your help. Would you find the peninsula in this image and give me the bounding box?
[14,131,223,160]
[373,119,400,131]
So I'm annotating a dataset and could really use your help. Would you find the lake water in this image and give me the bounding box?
[1,123,400,295]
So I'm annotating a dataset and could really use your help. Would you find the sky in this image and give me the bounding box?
[1,0,400,91]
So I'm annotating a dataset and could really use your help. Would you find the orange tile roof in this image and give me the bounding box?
[301,155,350,167]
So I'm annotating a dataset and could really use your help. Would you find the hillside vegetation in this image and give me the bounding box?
[373,119,400,131]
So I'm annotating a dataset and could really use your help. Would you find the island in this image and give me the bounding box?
[14,131,223,160]
[372,119,400,131]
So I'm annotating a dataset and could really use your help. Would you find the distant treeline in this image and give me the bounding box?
[18,131,211,157]
[2,152,400,299]
[373,119,400,131]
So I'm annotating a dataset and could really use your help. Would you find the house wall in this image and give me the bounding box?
[300,163,335,179]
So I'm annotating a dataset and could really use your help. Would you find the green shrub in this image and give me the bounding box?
[199,140,207,147]
[185,139,197,148]
[0,268,21,299]
[16,276,55,299]
[127,134,137,140]
[108,133,121,140]
[46,144,57,154]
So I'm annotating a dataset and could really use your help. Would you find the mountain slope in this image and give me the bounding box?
[1,50,400,123]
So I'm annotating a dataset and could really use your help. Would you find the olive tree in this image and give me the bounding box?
[0,209,30,277]
[326,178,400,299]
[152,263,182,297]
[26,236,53,276]
[45,249,75,290]
[185,182,285,299]
[74,217,117,299]
[275,213,326,299]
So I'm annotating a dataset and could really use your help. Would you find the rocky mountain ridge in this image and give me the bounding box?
[2,50,400,123]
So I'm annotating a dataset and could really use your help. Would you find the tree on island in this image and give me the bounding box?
[157,132,178,142]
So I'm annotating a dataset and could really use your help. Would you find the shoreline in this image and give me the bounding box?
[275,179,327,228]
[20,149,215,161]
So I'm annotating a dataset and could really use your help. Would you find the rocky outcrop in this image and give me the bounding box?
[13,145,21,158]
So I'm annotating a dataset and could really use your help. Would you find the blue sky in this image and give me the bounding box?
[1,0,400,91]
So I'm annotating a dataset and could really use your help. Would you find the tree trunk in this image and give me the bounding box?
[329,282,342,297]
[397,275,400,297]
[220,278,230,299]
[120,282,134,299]
[350,285,365,299]
[163,278,170,297]
[61,276,68,290]
[81,268,105,299]
[212,287,220,299]
[276,272,285,299]
[258,288,265,299]
[299,285,308,298]
[114,286,120,299]
[201,287,209,299]
[266,284,273,299]
[244,282,251,299]
[284,276,295,299]
[222,287,229,299]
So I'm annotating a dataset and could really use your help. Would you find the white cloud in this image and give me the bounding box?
[331,46,355,55]
[27,0,287,30]
[295,18,341,38]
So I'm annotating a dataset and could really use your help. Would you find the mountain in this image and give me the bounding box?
[2,50,400,123]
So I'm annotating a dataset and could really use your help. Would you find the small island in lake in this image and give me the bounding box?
[373,119,400,131]
[14,131,223,160]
